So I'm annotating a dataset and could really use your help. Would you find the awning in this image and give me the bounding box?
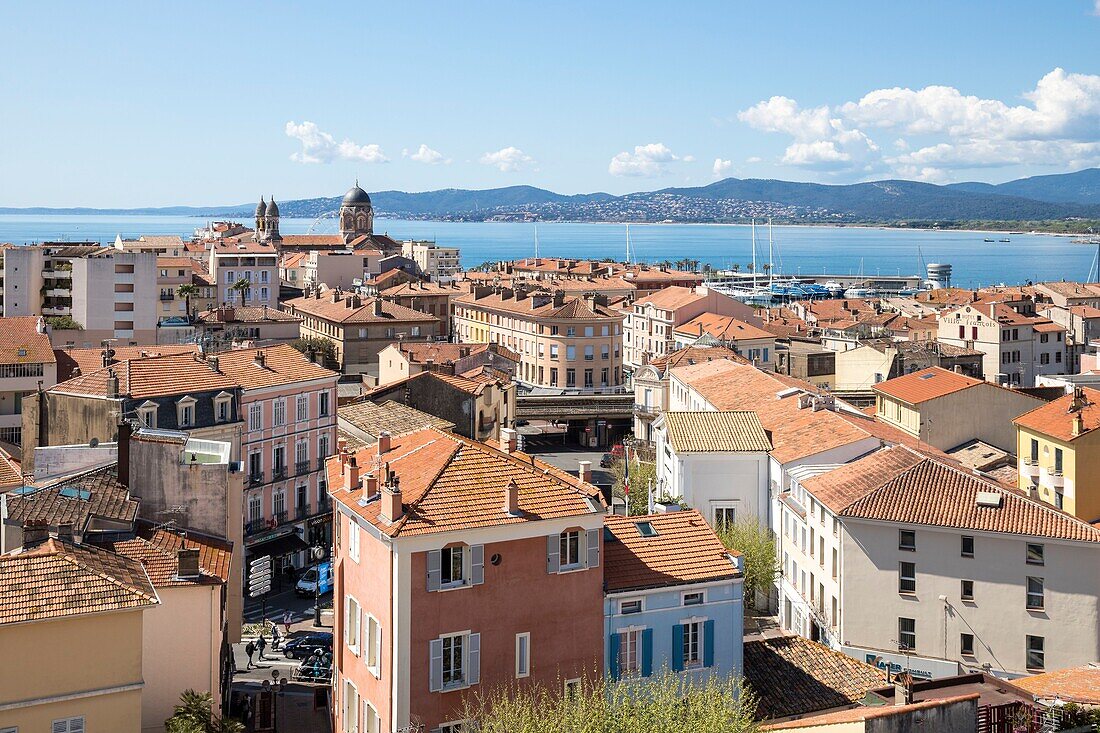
[247,531,309,558]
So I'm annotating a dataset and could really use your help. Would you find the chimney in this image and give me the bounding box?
[342,456,360,491]
[373,298,384,316]
[117,420,132,488]
[552,290,565,307]
[23,521,49,547]
[261,303,268,320]
[106,368,120,398]
[55,522,74,543]
[363,472,379,499]
[894,672,915,706]
[208,355,220,373]
[501,427,518,454]
[1073,412,1085,437]
[503,478,521,515]
[578,460,592,483]
[177,547,201,579]
[254,350,266,369]
[380,474,403,524]
[377,430,392,455]
[337,437,349,457]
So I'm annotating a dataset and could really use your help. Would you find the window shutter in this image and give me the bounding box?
[53,722,68,733]
[641,628,653,677]
[703,619,715,668]
[468,632,481,686]
[427,549,442,592]
[608,632,621,681]
[586,528,600,569]
[343,596,350,646]
[470,544,485,586]
[671,624,684,672]
[429,638,443,692]
[546,534,560,574]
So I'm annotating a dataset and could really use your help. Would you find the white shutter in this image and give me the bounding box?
[429,638,444,692]
[467,632,481,686]
[586,528,600,568]
[470,544,485,585]
[344,596,350,646]
[71,719,84,733]
[427,549,442,591]
[53,722,68,733]
[546,534,560,574]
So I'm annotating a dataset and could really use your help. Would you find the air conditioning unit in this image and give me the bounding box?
[228,461,243,473]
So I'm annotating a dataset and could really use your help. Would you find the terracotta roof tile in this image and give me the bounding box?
[647,346,746,373]
[763,695,980,729]
[743,635,887,720]
[338,400,455,439]
[196,306,301,323]
[661,411,772,453]
[54,344,198,381]
[50,352,238,400]
[603,510,740,592]
[0,539,158,625]
[872,366,984,405]
[284,293,439,325]
[0,316,56,365]
[0,447,22,488]
[633,285,706,310]
[213,344,337,390]
[1012,664,1100,704]
[674,312,776,342]
[327,428,603,537]
[95,525,232,587]
[1014,387,1100,442]
[390,342,519,366]
[5,464,138,528]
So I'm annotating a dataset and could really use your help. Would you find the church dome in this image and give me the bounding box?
[255,197,267,216]
[342,185,372,206]
[266,198,279,216]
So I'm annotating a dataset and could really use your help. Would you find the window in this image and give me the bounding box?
[249,403,262,431]
[899,562,916,594]
[564,679,581,701]
[566,368,576,387]
[363,702,380,733]
[273,398,286,427]
[215,393,232,423]
[683,591,705,606]
[584,345,594,361]
[1026,576,1044,610]
[620,599,642,615]
[297,394,309,421]
[681,620,703,668]
[898,617,916,650]
[442,633,466,688]
[566,345,576,361]
[176,396,196,427]
[961,535,974,558]
[51,719,84,733]
[550,344,559,360]
[961,580,974,601]
[899,529,916,551]
[345,596,361,653]
[348,521,360,563]
[441,545,465,587]
[560,530,581,568]
[516,632,531,678]
[137,403,157,429]
[1026,543,1045,566]
[342,680,358,733]
[960,633,975,657]
[366,614,382,677]
[619,628,641,675]
[1054,448,1063,474]
[319,390,330,417]
[1026,635,1045,670]
[1030,439,1039,462]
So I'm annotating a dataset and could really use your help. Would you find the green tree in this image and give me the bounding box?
[230,278,251,302]
[291,336,338,370]
[730,263,741,273]
[716,518,778,611]
[165,690,243,733]
[464,670,759,733]
[609,456,659,516]
[44,315,83,330]
[176,283,198,318]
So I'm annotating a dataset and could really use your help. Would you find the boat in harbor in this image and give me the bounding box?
[983,238,996,242]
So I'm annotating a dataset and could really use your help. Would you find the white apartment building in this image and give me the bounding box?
[208,240,278,307]
[937,302,1067,387]
[303,249,381,290]
[401,239,461,282]
[778,445,1100,680]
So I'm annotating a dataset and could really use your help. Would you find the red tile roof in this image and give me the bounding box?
[96,526,232,587]
[213,344,338,390]
[54,344,198,381]
[0,316,56,365]
[327,428,603,538]
[873,366,984,405]
[633,285,706,310]
[1014,387,1100,442]
[674,312,775,342]
[1012,664,1100,704]
[763,695,980,730]
[50,352,238,399]
[603,510,740,592]
[284,293,439,325]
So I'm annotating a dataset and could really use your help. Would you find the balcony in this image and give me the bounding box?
[1048,471,1065,489]
[272,465,286,480]
[245,518,267,536]
[315,498,330,516]
[633,403,659,417]
[42,269,71,279]
[296,504,311,520]
[273,510,288,525]
[1020,459,1040,478]
[295,460,311,476]
[160,293,175,301]
[248,471,265,486]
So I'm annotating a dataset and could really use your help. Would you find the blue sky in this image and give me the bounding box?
[1,1,1099,207]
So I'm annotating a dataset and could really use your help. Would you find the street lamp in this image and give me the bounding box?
[263,671,288,732]
[311,545,325,627]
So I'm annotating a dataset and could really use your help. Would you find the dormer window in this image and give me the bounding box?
[213,391,233,423]
[136,401,158,429]
[176,396,197,428]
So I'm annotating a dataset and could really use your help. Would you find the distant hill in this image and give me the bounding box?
[948,168,1100,205]
[3,169,1100,224]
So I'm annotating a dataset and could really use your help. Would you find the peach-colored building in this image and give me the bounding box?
[453,286,625,393]
[328,428,605,733]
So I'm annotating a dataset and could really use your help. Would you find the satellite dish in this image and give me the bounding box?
[89,438,99,448]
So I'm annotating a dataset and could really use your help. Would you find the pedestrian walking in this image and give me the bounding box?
[257,632,267,661]
[245,640,256,670]
[271,622,281,651]
[283,609,293,635]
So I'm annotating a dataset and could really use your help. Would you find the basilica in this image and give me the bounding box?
[249,183,399,255]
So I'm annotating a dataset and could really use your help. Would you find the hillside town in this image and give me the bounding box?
[3,184,1100,733]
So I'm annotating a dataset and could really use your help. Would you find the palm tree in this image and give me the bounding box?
[746,263,755,273]
[731,263,741,273]
[176,283,197,318]
[166,690,243,733]
[230,278,251,303]
[762,263,772,276]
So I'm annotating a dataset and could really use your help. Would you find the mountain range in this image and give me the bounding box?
[4,169,1100,225]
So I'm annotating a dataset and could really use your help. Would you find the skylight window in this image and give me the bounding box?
[635,521,658,538]
[918,373,935,380]
[58,487,92,501]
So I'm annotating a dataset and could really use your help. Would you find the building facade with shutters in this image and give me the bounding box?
[327,428,605,733]
[603,511,744,685]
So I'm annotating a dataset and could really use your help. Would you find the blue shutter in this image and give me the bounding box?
[470,545,484,586]
[586,528,600,569]
[546,534,560,574]
[641,628,653,677]
[429,638,443,692]
[703,620,715,668]
[671,624,684,672]
[427,550,441,592]
[467,633,481,686]
[608,632,621,681]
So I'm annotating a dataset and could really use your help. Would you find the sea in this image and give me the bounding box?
[0,214,1096,289]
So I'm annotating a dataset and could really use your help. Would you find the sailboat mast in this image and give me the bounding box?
[751,218,758,290]
[625,224,632,265]
[768,218,775,287]
[534,223,540,260]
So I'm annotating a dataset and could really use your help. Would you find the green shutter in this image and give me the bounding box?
[608,632,621,681]
[641,628,653,677]
[671,624,684,672]
[703,620,715,668]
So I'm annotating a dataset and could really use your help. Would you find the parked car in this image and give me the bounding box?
[283,632,333,660]
[600,453,616,468]
[294,562,333,598]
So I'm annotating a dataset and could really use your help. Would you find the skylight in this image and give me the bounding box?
[58,487,92,501]
[635,521,658,538]
[918,373,935,380]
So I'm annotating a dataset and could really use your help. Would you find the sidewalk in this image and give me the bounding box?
[233,608,334,684]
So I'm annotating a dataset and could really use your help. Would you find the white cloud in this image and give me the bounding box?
[608,143,683,177]
[403,144,449,165]
[713,158,733,176]
[285,121,388,164]
[480,147,535,172]
[682,155,696,163]
[1094,0,1100,15]
[746,156,762,164]
[737,69,1100,179]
